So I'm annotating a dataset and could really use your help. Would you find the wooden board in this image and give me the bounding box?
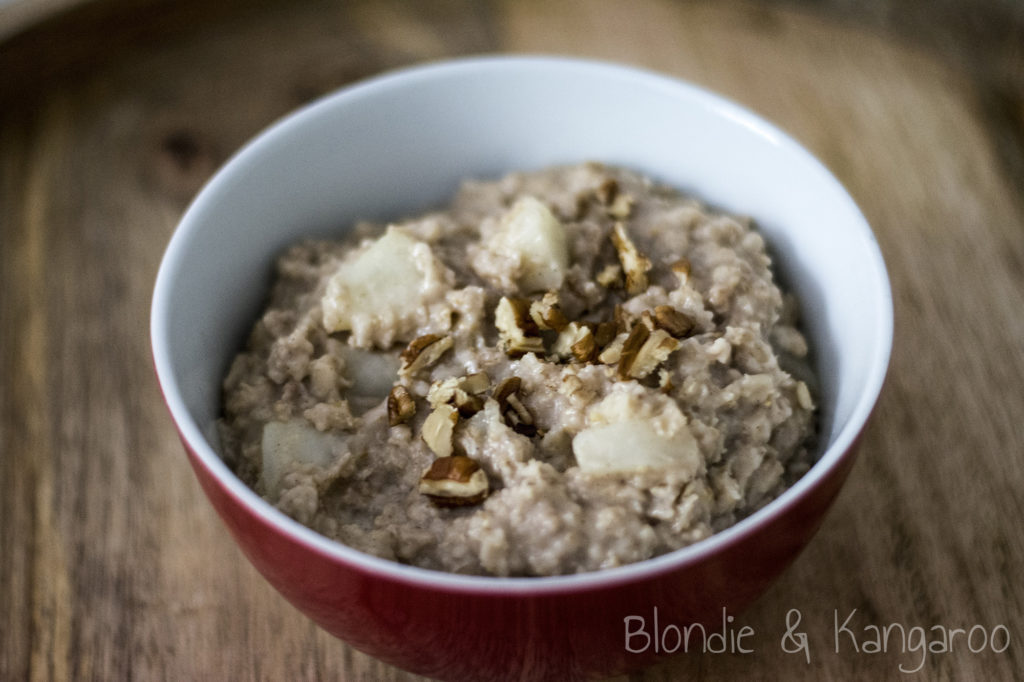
[2,0,1022,679]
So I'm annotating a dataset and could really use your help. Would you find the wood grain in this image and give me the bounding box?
[2,0,1022,679]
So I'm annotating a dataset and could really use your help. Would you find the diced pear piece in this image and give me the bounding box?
[573,419,699,475]
[321,227,449,345]
[337,346,401,400]
[572,389,700,476]
[261,420,346,495]
[499,196,570,293]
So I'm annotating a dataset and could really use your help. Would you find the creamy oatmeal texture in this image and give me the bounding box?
[219,163,817,576]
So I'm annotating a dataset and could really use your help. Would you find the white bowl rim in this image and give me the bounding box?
[151,54,893,596]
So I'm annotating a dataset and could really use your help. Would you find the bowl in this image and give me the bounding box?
[151,55,892,681]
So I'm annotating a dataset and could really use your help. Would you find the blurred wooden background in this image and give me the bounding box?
[2,0,1022,679]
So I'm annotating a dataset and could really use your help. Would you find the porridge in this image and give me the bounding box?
[218,162,817,576]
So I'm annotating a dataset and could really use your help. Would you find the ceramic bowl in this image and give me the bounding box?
[151,55,892,681]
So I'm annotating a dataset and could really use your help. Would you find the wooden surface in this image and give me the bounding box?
[2,0,1023,679]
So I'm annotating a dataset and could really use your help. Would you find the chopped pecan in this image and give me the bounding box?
[492,376,538,438]
[553,322,597,363]
[670,258,691,284]
[593,321,619,349]
[652,305,695,338]
[419,455,489,507]
[658,368,674,393]
[598,333,626,365]
[610,222,651,295]
[387,385,416,426]
[461,372,491,395]
[570,327,598,363]
[455,394,486,418]
[608,193,635,219]
[421,403,459,458]
[427,373,490,419]
[613,304,630,332]
[493,376,522,407]
[595,178,619,205]
[400,334,453,377]
[495,296,545,356]
[616,323,651,379]
[626,329,679,380]
[595,263,623,289]
[529,291,569,332]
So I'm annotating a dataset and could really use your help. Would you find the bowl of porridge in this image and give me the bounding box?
[151,56,892,680]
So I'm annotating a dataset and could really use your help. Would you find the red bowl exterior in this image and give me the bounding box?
[180,430,863,681]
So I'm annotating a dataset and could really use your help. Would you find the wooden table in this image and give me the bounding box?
[2,0,1022,679]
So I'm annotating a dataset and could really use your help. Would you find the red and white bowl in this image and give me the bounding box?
[151,56,892,681]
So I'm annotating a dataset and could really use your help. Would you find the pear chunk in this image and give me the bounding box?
[498,196,570,293]
[321,226,450,347]
[261,420,347,496]
[572,389,700,476]
[572,420,698,474]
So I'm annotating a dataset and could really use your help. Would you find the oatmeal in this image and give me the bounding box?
[219,163,817,576]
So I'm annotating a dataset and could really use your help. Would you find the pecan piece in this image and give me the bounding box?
[610,222,652,295]
[608,193,635,219]
[420,403,459,458]
[529,291,569,332]
[493,376,537,438]
[595,178,619,205]
[670,258,691,284]
[616,323,651,379]
[399,334,453,377]
[493,376,522,406]
[419,455,489,507]
[624,329,679,380]
[652,305,695,338]
[495,296,545,357]
[387,385,416,426]
[595,263,623,289]
[553,322,597,363]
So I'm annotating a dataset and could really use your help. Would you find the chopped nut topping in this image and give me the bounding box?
[796,381,814,411]
[569,326,598,363]
[456,394,486,418]
[595,178,619,205]
[492,376,537,437]
[427,373,486,406]
[627,329,679,379]
[387,385,416,426]
[399,334,454,377]
[495,296,545,357]
[421,403,459,458]
[426,377,462,408]
[461,372,490,395]
[670,258,691,284]
[658,368,674,393]
[553,322,596,363]
[529,292,569,331]
[614,317,682,380]
[639,309,656,331]
[427,373,490,418]
[652,305,695,338]
[593,321,619,350]
[418,455,489,507]
[505,393,533,426]
[613,304,630,332]
[598,333,626,365]
[616,323,650,379]
[608,193,634,219]
[595,263,623,288]
[493,376,522,406]
[610,222,652,295]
